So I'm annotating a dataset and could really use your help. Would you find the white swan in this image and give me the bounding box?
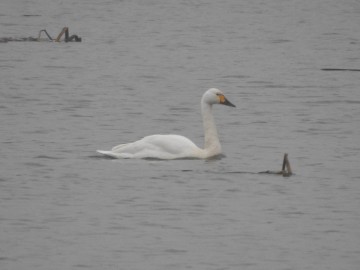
[97,88,235,159]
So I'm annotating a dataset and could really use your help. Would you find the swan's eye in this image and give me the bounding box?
[216,93,225,103]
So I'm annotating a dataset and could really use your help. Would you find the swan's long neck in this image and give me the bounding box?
[201,101,221,153]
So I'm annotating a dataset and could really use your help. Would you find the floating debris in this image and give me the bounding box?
[322,68,360,72]
[53,27,81,42]
[259,153,293,177]
[0,27,81,43]
[225,153,294,177]
[0,37,38,43]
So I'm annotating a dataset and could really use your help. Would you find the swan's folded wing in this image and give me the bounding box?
[97,134,203,159]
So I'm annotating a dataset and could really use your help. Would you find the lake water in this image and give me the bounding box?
[1,0,360,269]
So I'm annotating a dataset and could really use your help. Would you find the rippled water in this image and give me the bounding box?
[1,0,360,269]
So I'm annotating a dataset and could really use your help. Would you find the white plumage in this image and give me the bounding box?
[97,88,235,159]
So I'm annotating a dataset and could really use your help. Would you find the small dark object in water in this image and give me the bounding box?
[0,27,81,43]
[222,153,294,177]
[322,68,360,72]
[67,35,81,42]
[38,29,53,41]
[0,37,38,43]
[259,153,293,177]
[55,27,82,42]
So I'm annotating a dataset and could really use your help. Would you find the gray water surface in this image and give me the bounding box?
[1,0,360,269]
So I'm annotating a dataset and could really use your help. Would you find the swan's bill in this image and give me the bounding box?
[217,93,236,107]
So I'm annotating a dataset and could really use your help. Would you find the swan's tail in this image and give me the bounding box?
[111,143,129,152]
[97,150,133,159]
[96,150,117,158]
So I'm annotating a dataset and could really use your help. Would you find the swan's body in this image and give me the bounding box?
[97,88,235,159]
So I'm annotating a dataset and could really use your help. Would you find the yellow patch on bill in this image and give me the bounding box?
[218,94,225,103]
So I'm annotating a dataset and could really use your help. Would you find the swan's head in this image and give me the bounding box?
[202,88,236,107]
